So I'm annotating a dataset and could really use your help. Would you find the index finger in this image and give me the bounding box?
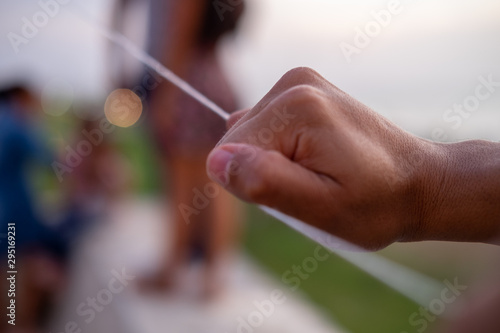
[231,68,328,128]
[253,67,327,113]
[227,108,251,130]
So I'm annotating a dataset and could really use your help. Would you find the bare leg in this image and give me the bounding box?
[2,252,64,333]
[163,156,202,287]
[140,150,242,297]
[188,154,241,299]
[139,155,207,291]
[15,257,43,332]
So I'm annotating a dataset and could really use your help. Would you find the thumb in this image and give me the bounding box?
[206,143,336,217]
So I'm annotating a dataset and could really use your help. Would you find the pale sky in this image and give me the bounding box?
[222,0,500,140]
[0,0,112,100]
[1,0,499,140]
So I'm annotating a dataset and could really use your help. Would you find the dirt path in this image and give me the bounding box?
[48,198,346,333]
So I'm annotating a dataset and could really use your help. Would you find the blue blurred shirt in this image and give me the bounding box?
[0,102,55,253]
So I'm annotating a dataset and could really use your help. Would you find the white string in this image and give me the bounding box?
[259,206,443,308]
[69,3,445,309]
[71,2,230,121]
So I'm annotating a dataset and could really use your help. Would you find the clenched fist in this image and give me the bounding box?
[207,67,500,250]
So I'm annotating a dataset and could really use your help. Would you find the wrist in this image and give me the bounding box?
[412,140,500,244]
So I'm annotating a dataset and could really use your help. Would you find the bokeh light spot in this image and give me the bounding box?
[104,89,143,128]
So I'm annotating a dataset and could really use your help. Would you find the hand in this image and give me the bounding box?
[206,67,500,249]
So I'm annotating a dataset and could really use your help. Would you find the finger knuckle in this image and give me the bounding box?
[281,67,322,84]
[279,85,326,112]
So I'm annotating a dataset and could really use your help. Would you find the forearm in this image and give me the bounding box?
[416,140,500,245]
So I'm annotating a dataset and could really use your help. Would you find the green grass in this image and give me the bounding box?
[243,207,423,333]
[113,125,162,195]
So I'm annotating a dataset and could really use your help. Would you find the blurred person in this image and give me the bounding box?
[113,0,246,298]
[0,85,67,333]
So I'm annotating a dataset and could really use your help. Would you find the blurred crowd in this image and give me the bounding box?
[0,1,245,332]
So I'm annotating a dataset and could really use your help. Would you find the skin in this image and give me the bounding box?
[207,66,500,331]
[206,67,500,250]
[438,285,500,333]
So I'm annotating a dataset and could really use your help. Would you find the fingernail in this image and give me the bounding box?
[207,148,234,186]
